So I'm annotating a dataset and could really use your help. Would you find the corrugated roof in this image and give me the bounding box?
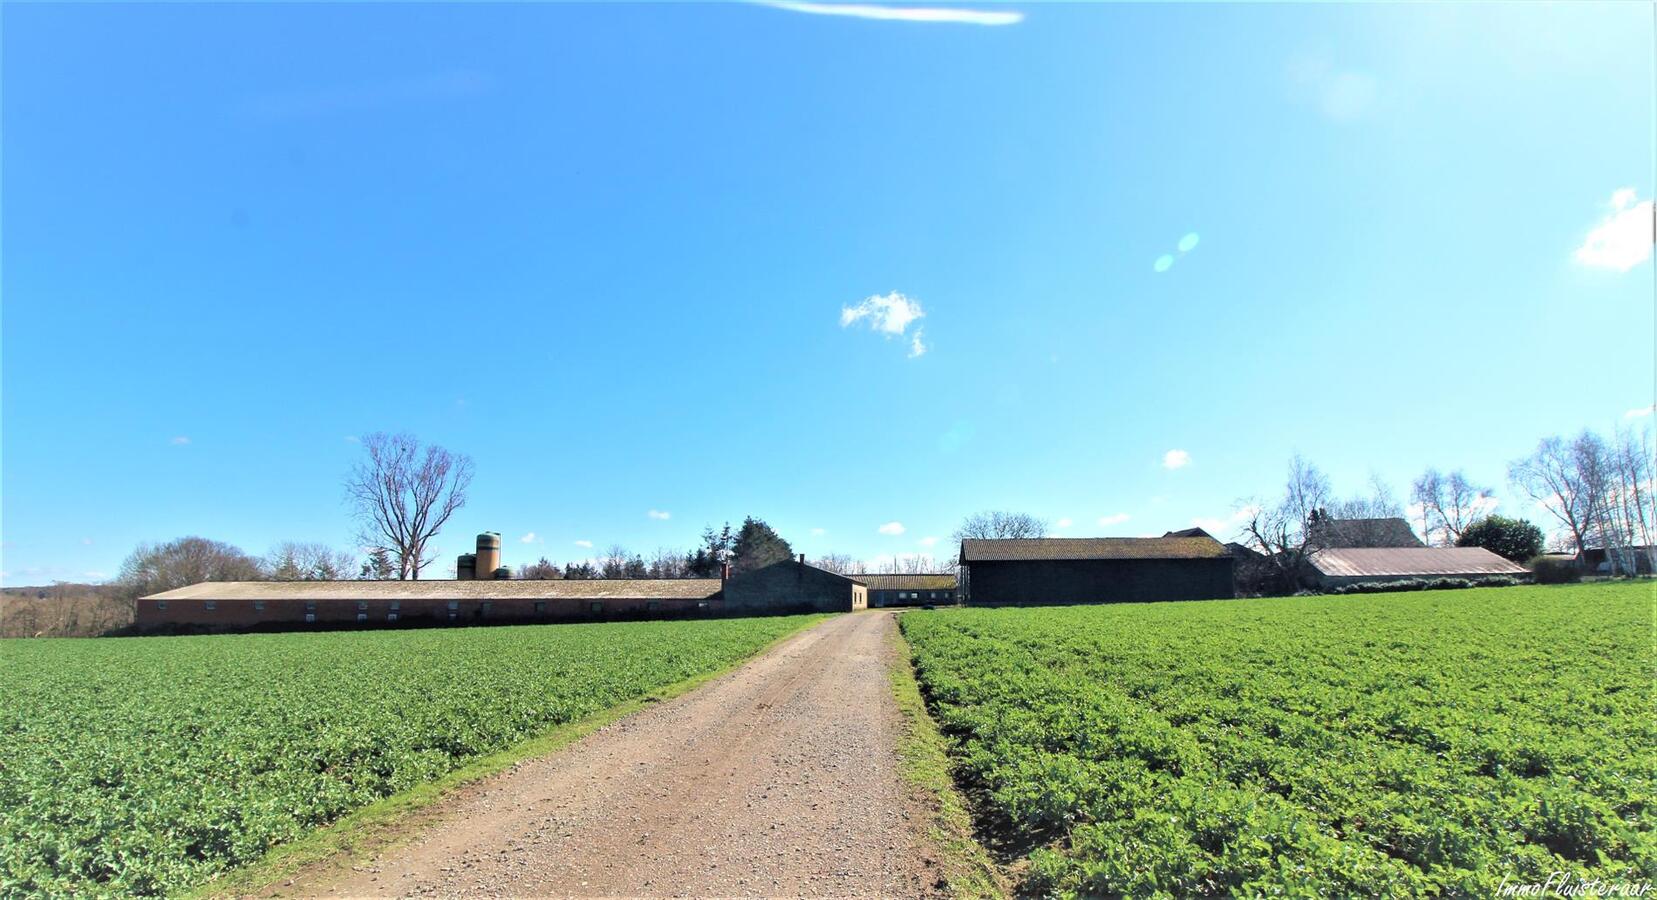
[960,537,1230,562]
[1309,547,1527,578]
[856,574,958,591]
[143,579,724,602]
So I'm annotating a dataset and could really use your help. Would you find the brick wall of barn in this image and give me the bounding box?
[964,557,1235,605]
[720,559,865,613]
[135,595,720,631]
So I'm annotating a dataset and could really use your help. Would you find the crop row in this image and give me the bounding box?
[901,582,1655,898]
[0,615,822,897]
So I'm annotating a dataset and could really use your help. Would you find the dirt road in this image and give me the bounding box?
[287,612,941,899]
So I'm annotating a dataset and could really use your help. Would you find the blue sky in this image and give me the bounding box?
[3,1,1653,584]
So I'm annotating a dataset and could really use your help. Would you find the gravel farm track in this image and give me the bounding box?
[263,611,945,899]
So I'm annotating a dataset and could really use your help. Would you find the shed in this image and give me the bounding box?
[959,536,1235,606]
[1307,547,1528,588]
[719,555,868,613]
[857,574,957,607]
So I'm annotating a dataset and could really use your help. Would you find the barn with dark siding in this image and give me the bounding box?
[959,536,1235,606]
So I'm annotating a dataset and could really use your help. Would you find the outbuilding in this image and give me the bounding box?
[958,536,1235,606]
[720,554,868,613]
[1307,546,1528,589]
[858,573,957,607]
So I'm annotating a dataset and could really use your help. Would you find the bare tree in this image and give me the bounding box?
[345,432,474,580]
[1508,432,1611,560]
[1607,425,1656,572]
[876,554,951,574]
[1239,454,1332,593]
[1411,468,1493,546]
[516,557,562,580]
[811,553,865,575]
[266,542,358,581]
[116,536,266,614]
[646,547,689,579]
[951,510,1049,545]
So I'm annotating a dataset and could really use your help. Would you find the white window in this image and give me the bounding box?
[387,612,399,622]
[304,613,316,623]
[356,613,367,622]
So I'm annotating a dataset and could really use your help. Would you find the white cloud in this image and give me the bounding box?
[1097,513,1131,527]
[810,527,827,537]
[84,571,108,580]
[573,539,593,548]
[80,537,93,546]
[519,532,541,544]
[754,0,1022,26]
[919,536,939,547]
[1191,505,1261,539]
[344,435,360,444]
[878,521,907,535]
[1287,52,1378,122]
[1162,449,1191,470]
[1626,404,1656,419]
[1576,189,1654,272]
[1056,517,1073,529]
[841,291,928,357]
[169,436,191,445]
[648,509,671,520]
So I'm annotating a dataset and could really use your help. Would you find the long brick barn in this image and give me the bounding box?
[136,534,867,631]
[959,535,1235,605]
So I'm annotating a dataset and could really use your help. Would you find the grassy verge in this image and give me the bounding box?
[189,614,831,899]
[888,615,1007,900]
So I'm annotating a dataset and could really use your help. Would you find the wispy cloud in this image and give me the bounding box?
[754,0,1022,26]
[811,527,827,537]
[1098,513,1131,527]
[878,521,907,536]
[80,537,93,546]
[573,539,593,549]
[1191,505,1261,539]
[1626,404,1656,419]
[169,436,191,446]
[1163,449,1191,470]
[842,291,929,357]
[918,535,939,547]
[344,435,360,444]
[519,532,542,544]
[648,509,672,520]
[1056,517,1073,529]
[1287,52,1378,122]
[1576,189,1654,272]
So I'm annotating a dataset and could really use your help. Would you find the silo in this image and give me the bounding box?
[476,532,502,579]
[457,553,477,581]
[492,566,512,580]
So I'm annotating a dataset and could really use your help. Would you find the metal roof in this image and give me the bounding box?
[960,537,1230,562]
[1309,547,1527,578]
[855,574,958,591]
[142,579,725,602]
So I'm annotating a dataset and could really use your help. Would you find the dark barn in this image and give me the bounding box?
[959,536,1235,606]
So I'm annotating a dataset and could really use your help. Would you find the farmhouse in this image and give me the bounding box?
[1309,516,1424,548]
[858,573,958,607]
[1307,546,1528,589]
[959,536,1235,606]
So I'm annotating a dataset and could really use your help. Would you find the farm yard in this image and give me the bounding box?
[901,582,1656,898]
[0,614,824,897]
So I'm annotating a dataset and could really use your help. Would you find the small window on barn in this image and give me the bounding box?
[389,601,400,611]
[254,600,266,611]
[156,600,167,611]
[387,611,399,622]
[590,601,604,613]
[356,612,367,622]
[447,600,459,610]
[647,600,661,611]
[357,601,368,611]
[533,601,546,614]
[305,613,316,623]
[305,601,317,612]
[697,600,709,609]
[481,601,492,616]
[204,600,216,611]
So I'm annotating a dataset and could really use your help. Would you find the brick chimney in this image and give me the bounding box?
[720,562,732,584]
[798,553,806,566]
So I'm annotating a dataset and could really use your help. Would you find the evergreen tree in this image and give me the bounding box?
[731,516,793,573]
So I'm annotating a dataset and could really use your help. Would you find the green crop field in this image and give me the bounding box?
[0,615,823,897]
[901,582,1655,898]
